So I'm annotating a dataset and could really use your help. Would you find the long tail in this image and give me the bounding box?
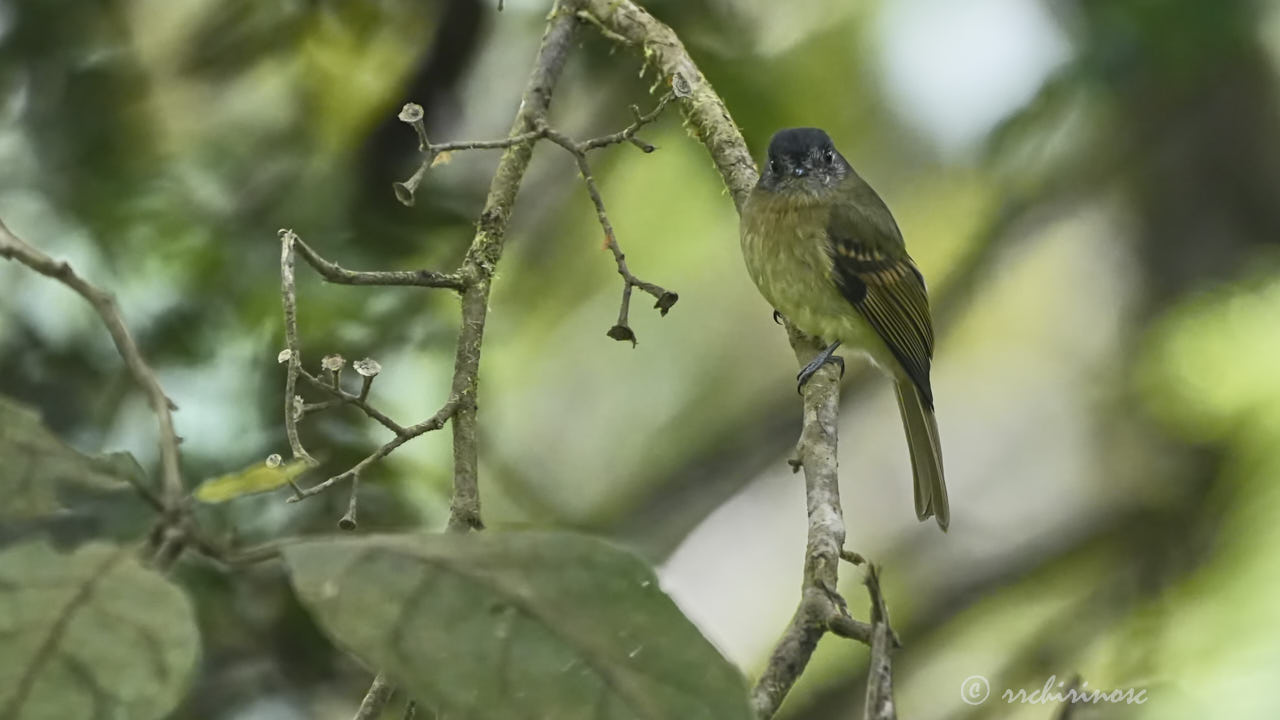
[895,382,949,531]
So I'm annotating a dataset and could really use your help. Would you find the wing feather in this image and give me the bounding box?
[826,205,935,407]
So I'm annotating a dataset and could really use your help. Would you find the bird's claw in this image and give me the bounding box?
[796,341,845,393]
[772,310,785,326]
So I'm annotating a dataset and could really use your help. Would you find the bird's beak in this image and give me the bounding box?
[792,166,806,178]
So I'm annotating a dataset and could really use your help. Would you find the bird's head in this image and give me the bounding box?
[758,127,851,196]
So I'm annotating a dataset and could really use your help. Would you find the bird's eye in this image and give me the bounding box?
[823,150,835,165]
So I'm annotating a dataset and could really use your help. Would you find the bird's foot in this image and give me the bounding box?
[796,341,844,393]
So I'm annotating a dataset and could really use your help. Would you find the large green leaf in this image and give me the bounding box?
[283,532,753,720]
[0,397,153,546]
[0,541,200,720]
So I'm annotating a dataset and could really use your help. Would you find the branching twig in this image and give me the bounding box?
[281,17,678,529]
[280,233,458,516]
[287,396,459,503]
[392,85,671,210]
[542,119,677,345]
[324,5,586,716]
[0,217,297,571]
[392,101,546,207]
[298,369,408,436]
[280,4,681,510]
[0,218,186,510]
[579,92,672,152]
[394,89,677,344]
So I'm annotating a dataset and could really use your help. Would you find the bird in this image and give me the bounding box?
[739,127,948,530]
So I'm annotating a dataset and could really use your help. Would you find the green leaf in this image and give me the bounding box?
[283,532,753,720]
[0,541,200,720]
[0,397,154,546]
[193,458,309,503]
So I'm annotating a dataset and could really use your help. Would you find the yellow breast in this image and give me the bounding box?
[739,188,890,360]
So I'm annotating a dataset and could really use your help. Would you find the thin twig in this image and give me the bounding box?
[392,121,546,207]
[339,473,360,531]
[574,9,633,46]
[542,122,677,345]
[279,230,319,472]
[395,88,678,341]
[292,235,466,290]
[828,614,874,644]
[0,218,186,509]
[288,397,459,502]
[298,369,408,436]
[578,92,672,152]
[279,88,676,501]
[352,673,396,720]
[430,131,546,155]
[863,563,899,720]
[301,399,343,415]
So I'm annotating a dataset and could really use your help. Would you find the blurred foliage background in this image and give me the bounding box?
[2,0,1280,717]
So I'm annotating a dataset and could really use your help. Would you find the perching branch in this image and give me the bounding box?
[571,2,898,717]
[749,328,860,718]
[0,218,186,510]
